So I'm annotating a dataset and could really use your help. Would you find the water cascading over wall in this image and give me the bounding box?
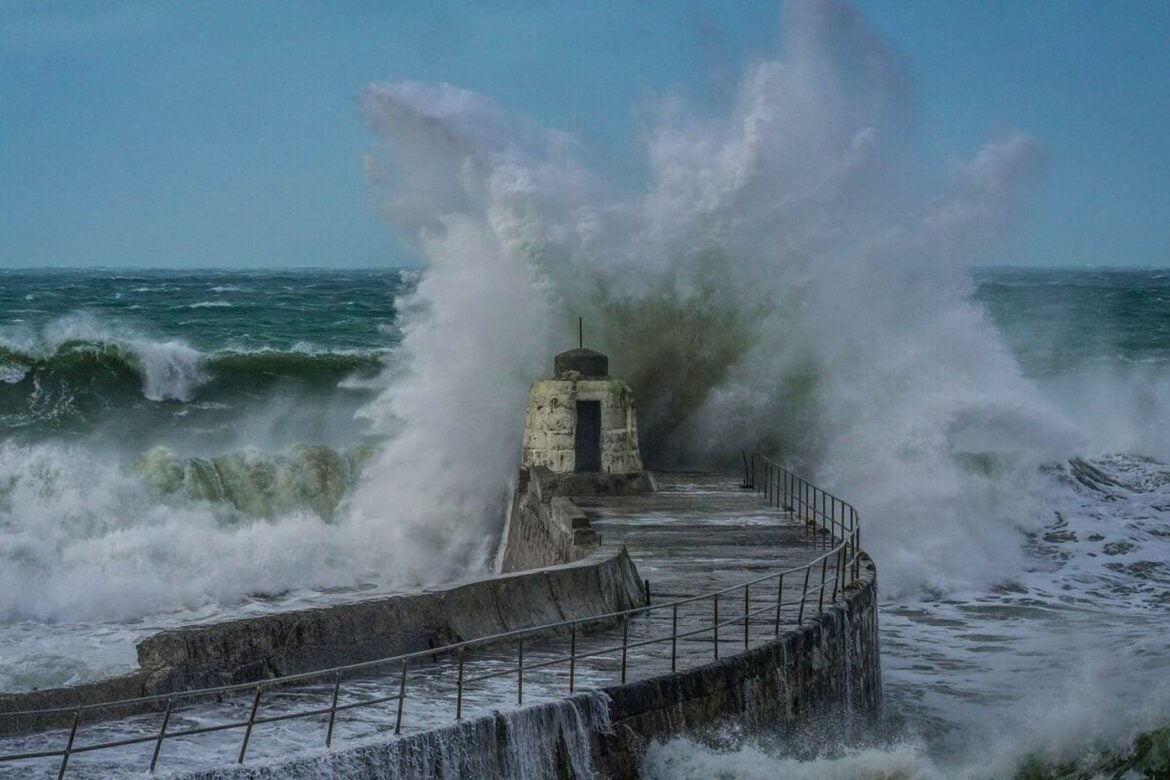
[182,555,879,779]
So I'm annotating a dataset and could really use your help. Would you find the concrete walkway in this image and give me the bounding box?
[0,473,832,778]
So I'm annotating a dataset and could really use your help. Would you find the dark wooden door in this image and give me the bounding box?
[574,400,601,472]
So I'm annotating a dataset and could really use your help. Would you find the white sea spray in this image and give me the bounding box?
[353,0,1071,596]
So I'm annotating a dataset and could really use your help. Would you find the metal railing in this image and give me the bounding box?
[743,451,862,582]
[0,453,862,777]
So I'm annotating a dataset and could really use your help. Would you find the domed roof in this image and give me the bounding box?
[554,348,608,379]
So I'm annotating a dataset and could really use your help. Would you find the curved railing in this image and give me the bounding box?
[0,453,863,777]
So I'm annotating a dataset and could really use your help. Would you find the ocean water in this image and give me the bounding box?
[0,269,414,689]
[2,267,1168,779]
[0,268,403,449]
[4,0,1170,776]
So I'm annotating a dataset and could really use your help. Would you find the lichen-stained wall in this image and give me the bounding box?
[521,379,643,474]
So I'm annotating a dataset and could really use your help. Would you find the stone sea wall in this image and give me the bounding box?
[593,553,881,777]
[179,693,615,780]
[137,550,645,693]
[175,554,880,779]
[498,465,654,573]
[0,551,645,736]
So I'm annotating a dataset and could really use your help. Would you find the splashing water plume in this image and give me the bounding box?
[353,0,1071,595]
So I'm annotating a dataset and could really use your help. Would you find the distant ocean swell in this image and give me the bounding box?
[0,338,385,428]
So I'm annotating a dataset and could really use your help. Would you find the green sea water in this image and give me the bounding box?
[0,268,409,451]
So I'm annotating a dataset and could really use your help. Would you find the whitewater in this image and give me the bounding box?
[3,0,1170,775]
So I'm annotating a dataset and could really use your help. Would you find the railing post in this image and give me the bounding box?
[713,594,720,660]
[774,574,784,636]
[843,535,850,578]
[456,647,465,720]
[325,674,341,748]
[149,698,173,774]
[798,565,811,625]
[237,686,262,764]
[833,540,842,603]
[833,544,842,601]
[818,555,828,614]
[517,638,524,705]
[671,603,678,673]
[815,489,821,540]
[855,524,861,579]
[620,617,629,684]
[644,578,651,606]
[823,492,829,547]
[57,710,80,780]
[394,661,408,735]
[821,492,827,540]
[569,625,577,693]
[743,583,750,650]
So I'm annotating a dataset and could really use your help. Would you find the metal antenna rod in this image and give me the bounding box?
[578,317,583,349]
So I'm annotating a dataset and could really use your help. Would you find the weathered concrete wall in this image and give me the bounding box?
[0,672,152,737]
[0,551,645,736]
[189,555,880,779]
[138,549,644,693]
[498,466,654,573]
[521,378,643,474]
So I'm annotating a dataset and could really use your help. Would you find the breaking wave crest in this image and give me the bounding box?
[0,326,384,433]
[0,339,207,403]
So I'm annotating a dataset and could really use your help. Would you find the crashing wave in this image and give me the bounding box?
[0,339,206,402]
[0,338,385,436]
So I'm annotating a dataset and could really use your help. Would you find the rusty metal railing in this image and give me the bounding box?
[0,453,861,777]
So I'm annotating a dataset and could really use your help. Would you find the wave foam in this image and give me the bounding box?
[642,739,941,780]
[0,440,375,623]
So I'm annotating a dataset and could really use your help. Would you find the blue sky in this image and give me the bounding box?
[2,1,1168,269]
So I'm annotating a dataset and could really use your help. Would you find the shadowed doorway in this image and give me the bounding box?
[574,400,601,472]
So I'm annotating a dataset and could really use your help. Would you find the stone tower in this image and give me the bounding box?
[520,347,643,476]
